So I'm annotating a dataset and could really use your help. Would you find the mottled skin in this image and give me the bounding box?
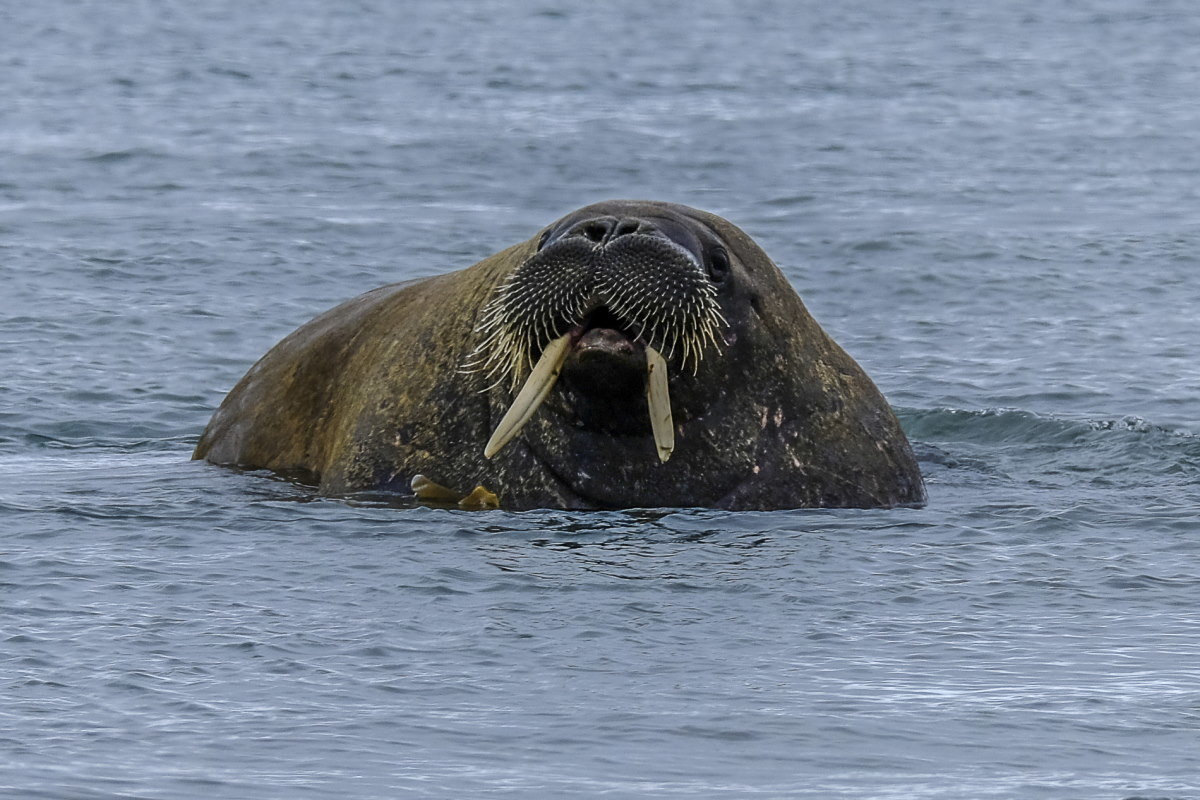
[194,201,925,509]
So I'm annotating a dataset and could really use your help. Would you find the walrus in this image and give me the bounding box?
[194,200,925,510]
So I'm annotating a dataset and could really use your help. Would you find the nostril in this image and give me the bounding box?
[613,219,642,238]
[583,222,610,243]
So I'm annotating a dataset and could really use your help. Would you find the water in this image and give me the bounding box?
[3,1,1199,797]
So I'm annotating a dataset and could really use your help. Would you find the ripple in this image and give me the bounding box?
[4,0,1200,796]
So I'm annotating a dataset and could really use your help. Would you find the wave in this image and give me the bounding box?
[899,406,1200,490]
[900,406,1195,445]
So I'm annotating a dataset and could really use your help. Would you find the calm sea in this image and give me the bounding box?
[3,1,1198,798]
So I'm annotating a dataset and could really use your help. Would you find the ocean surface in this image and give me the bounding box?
[3,1,1199,797]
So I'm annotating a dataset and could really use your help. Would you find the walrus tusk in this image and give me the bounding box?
[646,345,674,463]
[485,334,675,463]
[484,333,572,458]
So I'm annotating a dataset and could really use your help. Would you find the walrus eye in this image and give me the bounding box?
[706,249,730,284]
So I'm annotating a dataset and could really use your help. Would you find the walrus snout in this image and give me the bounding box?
[468,219,725,390]
[470,216,725,463]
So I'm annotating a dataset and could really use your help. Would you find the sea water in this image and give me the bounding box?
[2,2,1198,797]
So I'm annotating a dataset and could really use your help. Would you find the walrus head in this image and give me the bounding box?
[467,202,731,464]
[457,199,837,509]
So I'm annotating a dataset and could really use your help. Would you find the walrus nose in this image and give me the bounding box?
[567,216,652,245]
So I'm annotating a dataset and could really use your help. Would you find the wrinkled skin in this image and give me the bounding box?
[194,200,925,509]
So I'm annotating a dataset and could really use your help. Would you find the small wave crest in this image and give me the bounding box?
[901,406,1194,446]
[900,407,1200,491]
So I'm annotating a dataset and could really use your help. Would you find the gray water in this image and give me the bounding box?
[3,1,1199,798]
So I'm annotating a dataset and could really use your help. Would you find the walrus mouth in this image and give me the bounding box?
[469,230,724,463]
[482,311,674,463]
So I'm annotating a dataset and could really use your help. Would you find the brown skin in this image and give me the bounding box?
[194,201,925,509]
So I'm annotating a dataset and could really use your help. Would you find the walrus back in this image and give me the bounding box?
[193,283,411,478]
[193,242,525,492]
[193,269,491,482]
